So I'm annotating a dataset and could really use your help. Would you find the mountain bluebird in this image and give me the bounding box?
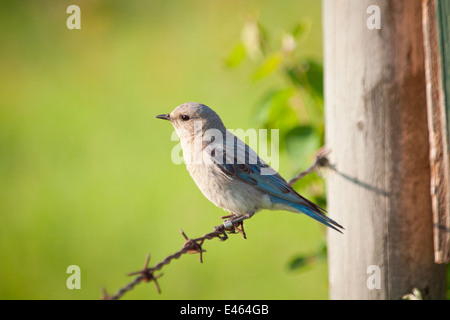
[156,102,343,233]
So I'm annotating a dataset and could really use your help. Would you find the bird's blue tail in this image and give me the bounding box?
[270,197,344,233]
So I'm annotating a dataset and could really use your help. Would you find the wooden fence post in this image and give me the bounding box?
[323,0,446,299]
[423,0,450,264]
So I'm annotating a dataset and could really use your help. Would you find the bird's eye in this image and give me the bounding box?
[181,115,190,121]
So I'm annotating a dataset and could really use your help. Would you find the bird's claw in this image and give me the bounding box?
[220,213,253,239]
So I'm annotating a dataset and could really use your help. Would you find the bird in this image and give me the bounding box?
[156,102,343,233]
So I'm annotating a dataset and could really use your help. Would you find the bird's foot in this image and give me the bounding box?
[220,213,254,239]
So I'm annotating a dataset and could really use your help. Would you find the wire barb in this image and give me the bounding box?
[126,254,163,294]
[104,220,241,300]
[180,229,206,263]
[103,147,330,300]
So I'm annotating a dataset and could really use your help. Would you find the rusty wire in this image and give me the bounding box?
[287,146,330,186]
[102,148,330,300]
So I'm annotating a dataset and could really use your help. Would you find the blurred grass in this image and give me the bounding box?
[0,0,325,299]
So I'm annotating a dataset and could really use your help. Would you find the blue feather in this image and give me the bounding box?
[212,141,344,233]
[270,196,344,233]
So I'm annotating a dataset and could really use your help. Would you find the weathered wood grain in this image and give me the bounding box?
[422,0,450,264]
[323,0,446,299]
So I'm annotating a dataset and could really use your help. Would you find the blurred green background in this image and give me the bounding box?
[0,0,326,299]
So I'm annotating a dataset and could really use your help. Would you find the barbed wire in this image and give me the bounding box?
[102,147,330,300]
[287,146,330,186]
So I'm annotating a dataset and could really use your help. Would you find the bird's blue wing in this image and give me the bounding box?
[210,139,308,202]
[207,138,343,232]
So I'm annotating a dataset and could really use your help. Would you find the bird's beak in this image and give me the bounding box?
[155,113,171,121]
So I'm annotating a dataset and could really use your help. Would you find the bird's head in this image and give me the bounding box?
[156,102,225,141]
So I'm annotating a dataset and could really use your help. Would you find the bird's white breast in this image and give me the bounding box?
[180,135,272,216]
[186,162,271,216]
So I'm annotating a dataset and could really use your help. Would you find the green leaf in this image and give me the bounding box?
[285,125,321,164]
[291,20,312,41]
[225,42,246,68]
[303,59,323,96]
[252,52,283,81]
[286,58,323,97]
[253,89,279,127]
[288,243,327,272]
[288,256,309,271]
